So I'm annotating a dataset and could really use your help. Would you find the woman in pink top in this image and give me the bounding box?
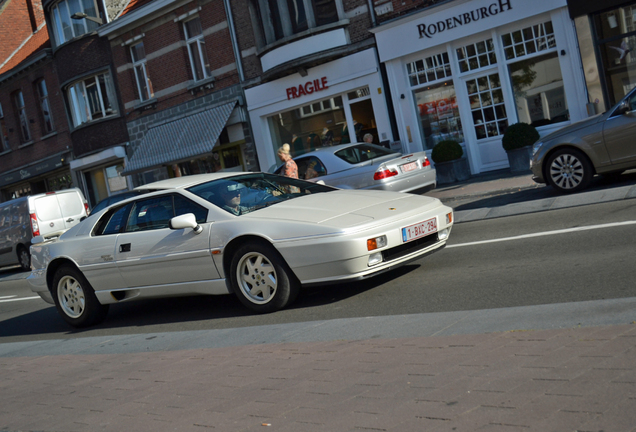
[277,143,299,179]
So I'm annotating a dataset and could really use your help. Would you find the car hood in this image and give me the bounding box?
[243,190,443,228]
[541,113,605,142]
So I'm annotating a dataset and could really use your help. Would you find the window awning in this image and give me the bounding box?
[122,101,237,175]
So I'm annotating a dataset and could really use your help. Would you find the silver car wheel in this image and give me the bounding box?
[549,153,585,190]
[57,275,86,319]
[236,252,278,305]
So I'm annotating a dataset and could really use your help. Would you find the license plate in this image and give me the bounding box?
[400,161,418,173]
[402,217,437,243]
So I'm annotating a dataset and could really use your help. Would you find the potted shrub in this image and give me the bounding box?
[501,123,540,173]
[431,140,470,184]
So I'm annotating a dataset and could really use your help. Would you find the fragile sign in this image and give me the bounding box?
[286,77,329,100]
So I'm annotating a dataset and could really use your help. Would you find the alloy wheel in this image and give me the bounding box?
[57,275,86,318]
[236,252,278,305]
[549,153,585,190]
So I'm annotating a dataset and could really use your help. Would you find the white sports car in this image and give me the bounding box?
[28,172,453,327]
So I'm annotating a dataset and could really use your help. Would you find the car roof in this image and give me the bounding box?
[134,172,251,190]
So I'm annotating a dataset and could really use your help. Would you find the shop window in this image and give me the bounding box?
[131,42,154,101]
[51,0,100,45]
[509,52,569,127]
[593,6,636,106]
[46,173,73,191]
[0,103,9,151]
[413,80,463,150]
[84,163,126,207]
[466,74,508,139]
[251,0,339,46]
[501,21,555,60]
[13,91,31,143]
[184,17,212,82]
[173,146,243,177]
[35,79,54,134]
[456,39,497,73]
[67,71,117,127]
[406,53,451,87]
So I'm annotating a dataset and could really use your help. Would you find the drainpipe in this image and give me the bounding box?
[223,0,245,82]
[367,0,377,27]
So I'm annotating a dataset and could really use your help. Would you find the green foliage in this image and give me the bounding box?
[502,123,540,151]
[431,140,463,163]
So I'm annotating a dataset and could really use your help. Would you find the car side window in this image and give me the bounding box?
[296,156,327,180]
[174,194,207,223]
[126,196,174,232]
[97,203,133,235]
[629,93,636,111]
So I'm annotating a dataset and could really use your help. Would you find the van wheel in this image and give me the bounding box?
[17,246,30,271]
[52,265,109,328]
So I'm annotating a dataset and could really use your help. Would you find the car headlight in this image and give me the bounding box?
[532,141,544,156]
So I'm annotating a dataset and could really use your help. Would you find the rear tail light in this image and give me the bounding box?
[374,168,398,180]
[421,156,431,167]
[84,202,90,215]
[30,213,40,236]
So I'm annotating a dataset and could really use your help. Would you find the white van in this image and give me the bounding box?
[0,188,88,271]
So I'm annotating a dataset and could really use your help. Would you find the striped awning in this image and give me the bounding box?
[122,101,236,175]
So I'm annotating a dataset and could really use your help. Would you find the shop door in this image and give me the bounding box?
[463,72,510,172]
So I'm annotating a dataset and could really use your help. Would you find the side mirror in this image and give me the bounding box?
[169,213,203,234]
[617,100,630,115]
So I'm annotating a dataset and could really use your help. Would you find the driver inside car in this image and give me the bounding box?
[219,183,248,216]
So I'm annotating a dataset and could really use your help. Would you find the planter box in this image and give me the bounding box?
[506,146,532,173]
[434,157,470,184]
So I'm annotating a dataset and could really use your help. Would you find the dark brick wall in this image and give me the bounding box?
[0,60,72,173]
[71,117,129,157]
[54,35,114,85]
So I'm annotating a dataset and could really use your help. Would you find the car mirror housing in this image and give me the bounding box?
[169,213,203,234]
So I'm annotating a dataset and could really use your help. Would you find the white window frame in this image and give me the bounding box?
[36,79,55,133]
[67,72,117,127]
[14,91,31,143]
[130,42,154,101]
[183,17,212,82]
[51,0,100,45]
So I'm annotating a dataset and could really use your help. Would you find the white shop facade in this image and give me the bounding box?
[371,0,590,174]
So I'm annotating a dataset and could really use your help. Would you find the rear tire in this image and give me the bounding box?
[546,148,593,194]
[230,241,299,313]
[17,246,30,271]
[52,264,109,328]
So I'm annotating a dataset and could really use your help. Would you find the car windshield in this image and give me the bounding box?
[187,172,335,216]
[335,144,398,164]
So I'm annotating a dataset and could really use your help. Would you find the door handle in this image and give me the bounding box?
[119,243,131,252]
[66,217,74,222]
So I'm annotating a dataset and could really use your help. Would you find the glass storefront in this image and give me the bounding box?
[171,145,243,176]
[413,80,463,150]
[593,5,636,106]
[266,86,378,158]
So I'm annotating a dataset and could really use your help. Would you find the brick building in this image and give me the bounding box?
[0,0,73,201]
[98,0,257,186]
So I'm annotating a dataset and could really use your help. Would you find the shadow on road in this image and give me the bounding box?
[0,265,420,340]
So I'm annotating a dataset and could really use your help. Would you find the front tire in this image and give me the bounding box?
[546,148,593,194]
[230,242,299,313]
[52,264,109,328]
[17,246,30,271]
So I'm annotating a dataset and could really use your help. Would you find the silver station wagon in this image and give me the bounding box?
[28,172,453,328]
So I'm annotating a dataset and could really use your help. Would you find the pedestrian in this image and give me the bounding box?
[277,144,299,180]
[363,133,374,144]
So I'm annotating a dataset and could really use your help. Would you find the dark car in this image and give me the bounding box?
[91,190,147,214]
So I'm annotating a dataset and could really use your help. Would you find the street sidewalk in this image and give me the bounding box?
[1,172,636,431]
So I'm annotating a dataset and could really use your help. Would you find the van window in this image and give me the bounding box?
[34,195,63,220]
[57,192,84,217]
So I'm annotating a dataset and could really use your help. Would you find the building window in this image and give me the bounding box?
[67,72,117,127]
[414,81,463,150]
[456,39,497,73]
[406,53,451,87]
[184,18,212,81]
[0,103,9,151]
[35,79,54,133]
[253,0,339,45]
[131,42,154,101]
[51,0,100,45]
[501,21,556,60]
[466,73,508,140]
[13,91,31,143]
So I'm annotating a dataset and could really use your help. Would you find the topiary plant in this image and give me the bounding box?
[431,140,463,163]
[501,122,540,152]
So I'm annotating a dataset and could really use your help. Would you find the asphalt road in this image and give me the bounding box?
[1,198,634,343]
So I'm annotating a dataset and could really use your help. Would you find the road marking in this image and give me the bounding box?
[448,220,636,248]
[0,296,40,303]
[0,295,16,299]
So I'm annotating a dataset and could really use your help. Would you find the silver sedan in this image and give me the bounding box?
[28,172,453,327]
[276,143,436,193]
